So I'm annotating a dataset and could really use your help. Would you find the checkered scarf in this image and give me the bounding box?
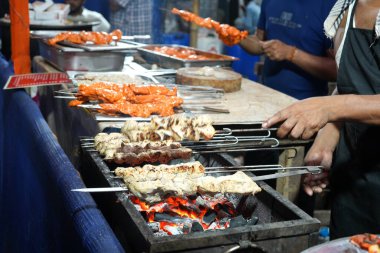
[324,0,380,39]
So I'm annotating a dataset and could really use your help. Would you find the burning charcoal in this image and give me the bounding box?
[229,215,248,228]
[202,210,217,225]
[217,210,231,219]
[215,202,236,216]
[225,193,245,209]
[219,217,230,227]
[154,213,192,224]
[154,231,169,237]
[191,221,204,232]
[195,196,207,207]
[238,195,258,219]
[164,225,183,235]
[147,222,160,233]
[247,216,259,226]
[182,223,192,234]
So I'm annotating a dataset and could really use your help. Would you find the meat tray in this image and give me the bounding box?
[38,40,128,71]
[137,45,238,69]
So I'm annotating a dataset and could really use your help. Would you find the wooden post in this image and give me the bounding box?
[190,0,200,48]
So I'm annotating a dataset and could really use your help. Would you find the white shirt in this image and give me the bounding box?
[67,8,111,32]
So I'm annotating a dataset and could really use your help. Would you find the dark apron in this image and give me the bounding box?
[330,1,380,239]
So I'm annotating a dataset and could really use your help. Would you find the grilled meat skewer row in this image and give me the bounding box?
[115,162,261,203]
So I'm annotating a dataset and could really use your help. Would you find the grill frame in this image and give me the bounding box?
[80,147,320,253]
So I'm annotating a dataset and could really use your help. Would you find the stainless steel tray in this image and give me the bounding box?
[38,40,127,72]
[137,44,239,69]
[57,40,143,52]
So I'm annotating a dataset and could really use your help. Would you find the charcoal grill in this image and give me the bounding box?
[79,124,319,253]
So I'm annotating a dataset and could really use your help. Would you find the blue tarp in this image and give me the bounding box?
[0,55,124,252]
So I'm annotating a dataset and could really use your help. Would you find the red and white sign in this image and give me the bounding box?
[4,72,71,90]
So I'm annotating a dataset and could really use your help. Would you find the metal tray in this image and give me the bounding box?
[38,40,127,71]
[138,45,239,69]
[57,40,143,52]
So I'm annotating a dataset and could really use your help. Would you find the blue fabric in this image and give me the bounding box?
[245,1,261,34]
[0,58,124,252]
[257,0,336,99]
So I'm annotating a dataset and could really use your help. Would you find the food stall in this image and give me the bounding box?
[1,3,325,253]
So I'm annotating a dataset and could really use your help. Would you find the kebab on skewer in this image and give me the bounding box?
[121,115,216,142]
[115,162,261,203]
[171,8,248,46]
[48,29,123,45]
[68,82,183,117]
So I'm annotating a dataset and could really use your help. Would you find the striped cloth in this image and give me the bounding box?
[110,0,152,42]
[324,0,380,39]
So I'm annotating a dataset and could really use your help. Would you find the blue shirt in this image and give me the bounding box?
[257,0,336,100]
[245,1,261,34]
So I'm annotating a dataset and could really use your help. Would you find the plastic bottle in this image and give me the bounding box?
[318,226,330,244]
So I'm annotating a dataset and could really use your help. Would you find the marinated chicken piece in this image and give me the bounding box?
[171,8,248,46]
[48,29,123,45]
[69,82,182,118]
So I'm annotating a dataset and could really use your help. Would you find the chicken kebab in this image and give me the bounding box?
[171,8,248,46]
[48,29,122,45]
[69,82,183,117]
[115,161,262,203]
[93,115,215,165]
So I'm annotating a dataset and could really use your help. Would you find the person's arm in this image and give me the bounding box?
[262,94,380,139]
[239,28,265,55]
[260,41,337,81]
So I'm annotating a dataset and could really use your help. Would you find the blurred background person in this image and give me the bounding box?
[240,0,337,100]
[109,0,152,43]
[235,0,261,35]
[65,0,111,32]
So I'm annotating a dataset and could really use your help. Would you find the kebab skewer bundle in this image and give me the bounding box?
[69,82,183,117]
[171,8,248,46]
[93,115,215,165]
[48,29,123,46]
[115,161,262,203]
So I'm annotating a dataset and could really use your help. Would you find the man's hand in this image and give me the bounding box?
[260,40,295,61]
[302,123,340,196]
[262,97,335,139]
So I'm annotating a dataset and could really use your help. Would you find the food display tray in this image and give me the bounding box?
[138,45,239,69]
[38,40,127,72]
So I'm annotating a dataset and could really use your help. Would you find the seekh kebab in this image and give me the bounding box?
[115,162,261,203]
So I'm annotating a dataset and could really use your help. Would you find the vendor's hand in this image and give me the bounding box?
[260,40,294,61]
[262,97,333,139]
[303,147,332,196]
[302,123,340,196]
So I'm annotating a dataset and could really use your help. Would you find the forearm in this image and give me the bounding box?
[314,122,341,151]
[327,94,380,124]
[291,49,337,81]
[239,29,265,55]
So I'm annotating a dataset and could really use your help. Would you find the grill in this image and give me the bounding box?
[79,123,319,253]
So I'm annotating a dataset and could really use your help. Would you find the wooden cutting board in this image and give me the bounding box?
[176,67,242,92]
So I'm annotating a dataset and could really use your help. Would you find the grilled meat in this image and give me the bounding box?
[121,115,215,142]
[115,162,261,203]
[94,133,192,165]
[171,8,248,46]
